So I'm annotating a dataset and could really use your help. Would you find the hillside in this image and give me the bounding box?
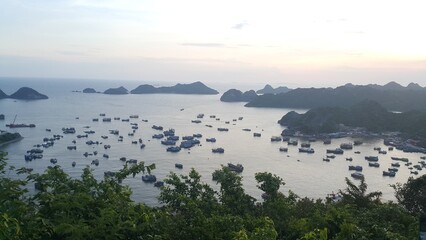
[256,84,292,94]
[246,82,426,112]
[278,100,426,146]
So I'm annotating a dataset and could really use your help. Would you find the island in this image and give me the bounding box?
[104,86,129,95]
[246,82,426,112]
[83,88,97,93]
[0,131,23,147]
[278,100,426,149]
[130,81,218,95]
[9,87,48,100]
[256,84,292,94]
[220,89,258,102]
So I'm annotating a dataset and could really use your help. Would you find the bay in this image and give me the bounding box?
[0,78,423,205]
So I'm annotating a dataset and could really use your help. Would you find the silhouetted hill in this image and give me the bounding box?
[9,87,48,100]
[246,82,426,111]
[83,88,97,93]
[104,86,128,95]
[256,84,292,94]
[130,81,218,95]
[278,100,426,146]
[220,89,258,102]
[0,89,7,99]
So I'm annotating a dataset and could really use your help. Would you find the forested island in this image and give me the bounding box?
[130,81,218,95]
[246,82,426,112]
[279,100,426,147]
[0,87,48,100]
[0,151,424,239]
[220,89,258,102]
[104,86,129,95]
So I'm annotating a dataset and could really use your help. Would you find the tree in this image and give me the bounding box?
[393,175,426,215]
[338,177,382,208]
[255,172,285,199]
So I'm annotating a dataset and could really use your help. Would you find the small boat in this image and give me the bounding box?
[288,140,298,146]
[391,163,400,167]
[374,147,381,151]
[102,118,111,122]
[383,171,396,177]
[271,136,282,142]
[167,146,181,152]
[175,163,183,169]
[228,163,243,173]
[326,148,344,154]
[129,115,139,118]
[50,158,57,164]
[326,155,336,159]
[91,159,99,166]
[142,175,157,183]
[388,167,398,172]
[161,139,176,145]
[212,148,224,153]
[368,162,380,167]
[217,128,229,132]
[351,172,364,180]
[353,140,363,146]
[154,181,164,188]
[206,138,216,142]
[340,143,353,150]
[354,151,361,154]
[410,171,418,175]
[140,144,146,149]
[323,158,330,162]
[365,156,379,161]
[152,125,163,130]
[301,143,311,148]
[72,161,76,167]
[242,128,251,132]
[298,148,314,153]
[197,114,204,118]
[152,134,164,139]
[346,157,353,161]
[238,117,243,120]
[253,133,261,137]
[349,165,363,171]
[279,147,288,152]
[191,120,202,124]
[391,157,409,162]
[323,139,331,145]
[103,154,109,158]
[378,150,387,154]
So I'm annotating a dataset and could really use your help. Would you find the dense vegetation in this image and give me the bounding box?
[0,132,22,145]
[130,81,219,95]
[279,100,426,147]
[246,83,426,112]
[220,89,258,102]
[0,151,423,239]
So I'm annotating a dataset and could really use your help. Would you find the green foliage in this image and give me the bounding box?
[393,175,426,215]
[0,151,421,239]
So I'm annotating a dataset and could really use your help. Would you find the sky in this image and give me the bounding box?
[0,0,426,88]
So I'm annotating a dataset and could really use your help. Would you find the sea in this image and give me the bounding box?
[0,77,424,205]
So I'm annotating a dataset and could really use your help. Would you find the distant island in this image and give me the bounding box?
[83,88,97,93]
[246,81,426,112]
[104,86,129,95]
[220,89,258,102]
[278,100,426,148]
[256,84,292,94]
[0,87,48,100]
[130,81,218,95]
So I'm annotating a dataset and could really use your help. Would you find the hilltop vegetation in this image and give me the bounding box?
[246,82,426,112]
[0,151,422,239]
[0,87,48,100]
[130,81,219,95]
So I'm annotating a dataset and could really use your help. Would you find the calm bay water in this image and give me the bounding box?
[0,78,424,205]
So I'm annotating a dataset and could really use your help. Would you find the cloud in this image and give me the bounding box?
[180,43,227,47]
[232,21,248,30]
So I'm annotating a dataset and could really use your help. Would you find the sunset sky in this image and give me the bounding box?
[1,0,425,87]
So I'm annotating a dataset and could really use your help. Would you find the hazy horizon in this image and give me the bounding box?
[1,0,425,87]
